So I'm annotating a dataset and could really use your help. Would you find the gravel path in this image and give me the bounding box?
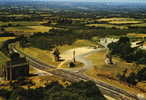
[58,47,105,72]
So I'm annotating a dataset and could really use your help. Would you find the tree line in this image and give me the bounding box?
[0,81,105,100]
[108,37,146,85]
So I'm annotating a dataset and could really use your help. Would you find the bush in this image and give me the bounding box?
[0,81,105,100]
[108,37,146,64]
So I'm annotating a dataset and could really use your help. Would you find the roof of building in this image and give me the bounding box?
[6,57,28,68]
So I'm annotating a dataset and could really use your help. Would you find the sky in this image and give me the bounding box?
[38,0,146,3]
[1,0,146,3]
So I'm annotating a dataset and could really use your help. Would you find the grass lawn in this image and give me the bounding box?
[85,49,146,96]
[58,40,97,53]
[17,46,59,67]
[86,50,139,75]
[16,39,96,68]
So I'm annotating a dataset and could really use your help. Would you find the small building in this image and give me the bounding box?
[3,53,29,80]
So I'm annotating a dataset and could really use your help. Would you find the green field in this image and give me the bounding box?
[109,20,142,24]
[5,25,53,33]
[0,21,55,34]
[86,17,146,32]
[0,21,43,26]
[130,23,146,27]
[97,17,142,24]
[98,17,135,21]
[127,33,146,37]
[0,37,15,47]
[86,24,128,29]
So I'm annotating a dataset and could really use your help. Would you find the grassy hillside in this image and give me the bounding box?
[85,50,146,96]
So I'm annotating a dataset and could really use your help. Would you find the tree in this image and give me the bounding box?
[118,37,130,44]
[1,27,5,31]
[136,67,146,81]
[126,72,137,85]
[52,48,60,62]
[108,37,137,62]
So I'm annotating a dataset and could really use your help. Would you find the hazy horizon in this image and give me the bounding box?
[32,0,146,3]
[1,0,146,3]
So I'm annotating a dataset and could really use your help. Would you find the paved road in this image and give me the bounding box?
[11,46,142,100]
